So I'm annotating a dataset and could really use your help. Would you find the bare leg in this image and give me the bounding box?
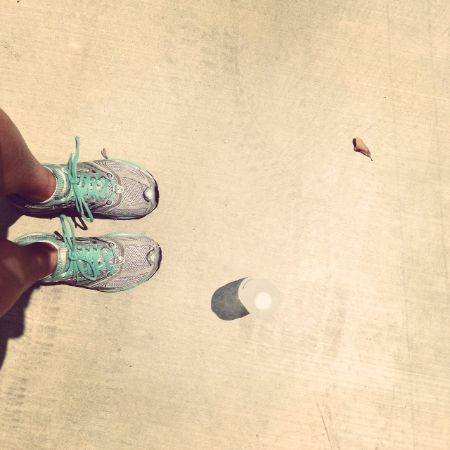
[0,108,55,201]
[0,240,57,319]
[0,108,58,317]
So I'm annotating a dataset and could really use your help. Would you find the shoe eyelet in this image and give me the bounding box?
[106,200,113,205]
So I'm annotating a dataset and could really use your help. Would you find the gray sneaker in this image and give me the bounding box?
[15,214,161,292]
[9,136,159,222]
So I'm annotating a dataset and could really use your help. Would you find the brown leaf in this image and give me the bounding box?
[353,137,373,161]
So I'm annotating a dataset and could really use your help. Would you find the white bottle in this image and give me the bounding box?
[238,278,281,319]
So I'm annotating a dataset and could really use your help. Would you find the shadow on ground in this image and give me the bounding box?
[0,197,37,371]
[211,278,249,321]
[0,287,35,370]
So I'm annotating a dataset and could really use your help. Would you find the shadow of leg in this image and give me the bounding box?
[0,285,37,371]
[0,197,22,240]
[0,202,39,371]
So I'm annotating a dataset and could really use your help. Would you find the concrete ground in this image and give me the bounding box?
[0,1,449,449]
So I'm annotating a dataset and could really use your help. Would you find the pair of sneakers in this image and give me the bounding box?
[10,137,161,292]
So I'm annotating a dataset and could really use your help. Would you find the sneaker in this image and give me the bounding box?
[9,136,159,222]
[15,214,161,292]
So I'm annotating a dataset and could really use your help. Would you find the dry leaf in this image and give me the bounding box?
[353,137,373,161]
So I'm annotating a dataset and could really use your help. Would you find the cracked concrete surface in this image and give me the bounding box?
[0,1,449,449]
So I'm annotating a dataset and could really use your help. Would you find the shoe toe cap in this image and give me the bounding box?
[146,242,162,275]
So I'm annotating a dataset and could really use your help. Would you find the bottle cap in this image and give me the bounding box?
[238,278,281,318]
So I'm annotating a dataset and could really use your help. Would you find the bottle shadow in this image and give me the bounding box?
[0,197,37,371]
[211,278,250,321]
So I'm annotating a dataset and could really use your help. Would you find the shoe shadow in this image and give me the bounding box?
[0,197,38,372]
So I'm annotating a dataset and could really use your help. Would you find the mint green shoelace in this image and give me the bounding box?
[59,214,118,282]
[67,136,116,222]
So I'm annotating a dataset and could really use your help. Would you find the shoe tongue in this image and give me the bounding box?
[44,165,70,200]
[49,164,115,201]
[58,245,69,273]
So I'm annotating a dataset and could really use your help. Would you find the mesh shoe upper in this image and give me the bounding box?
[89,159,158,219]
[14,215,161,292]
[8,137,158,221]
[84,234,161,291]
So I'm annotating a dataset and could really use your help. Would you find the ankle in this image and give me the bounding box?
[24,242,58,280]
[18,167,56,203]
